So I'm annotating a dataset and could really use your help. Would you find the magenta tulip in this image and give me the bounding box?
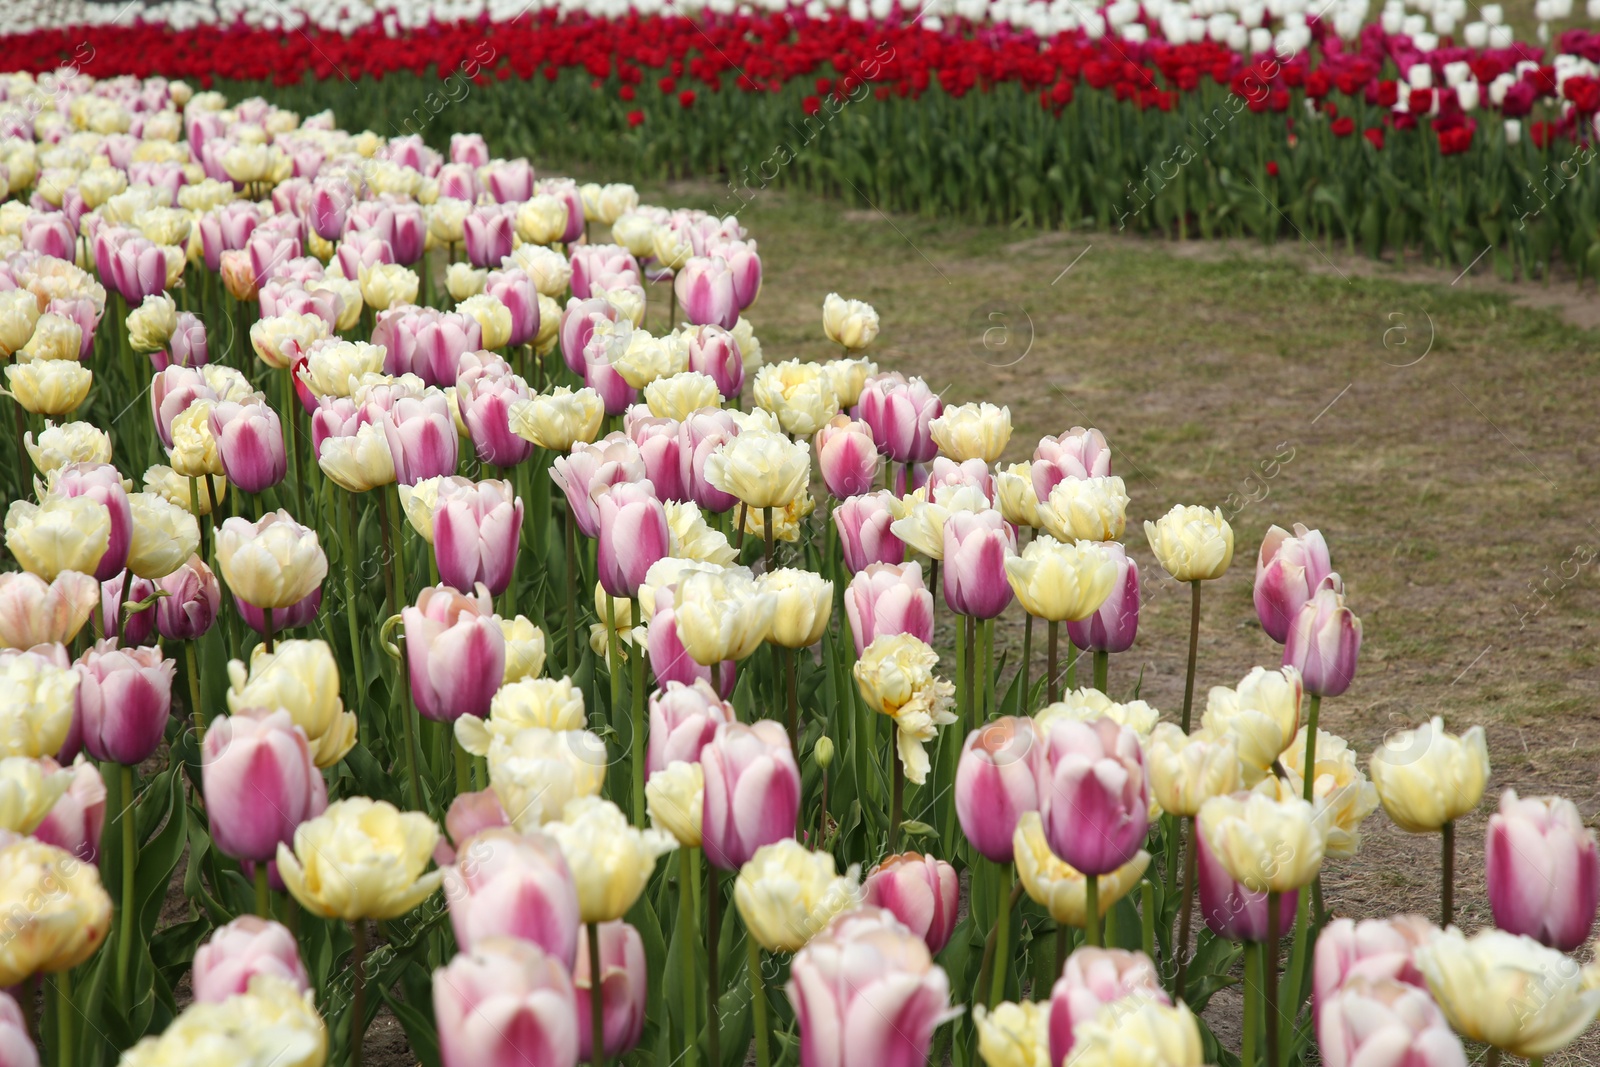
[572,920,648,1060]
[942,509,1015,619]
[102,571,157,647]
[1048,948,1168,1065]
[485,268,540,348]
[583,342,639,416]
[168,312,209,367]
[1196,813,1299,942]
[51,463,131,581]
[199,204,260,271]
[0,992,36,1067]
[646,679,736,777]
[786,908,954,1067]
[1318,977,1468,1067]
[23,213,74,260]
[596,483,670,600]
[1039,718,1149,877]
[458,357,535,469]
[389,203,427,265]
[857,373,941,464]
[1312,915,1432,1016]
[816,415,880,500]
[700,719,801,871]
[404,584,506,723]
[1486,789,1600,951]
[1282,581,1361,698]
[570,247,641,302]
[1031,426,1111,502]
[436,788,511,866]
[927,457,994,504]
[685,325,744,399]
[1255,523,1335,644]
[628,415,687,503]
[646,599,737,699]
[1067,542,1140,654]
[674,256,739,329]
[434,939,580,1067]
[308,180,352,241]
[450,133,489,167]
[833,491,905,573]
[235,588,322,636]
[334,230,394,284]
[75,641,174,766]
[719,239,762,309]
[247,233,301,287]
[210,400,287,493]
[444,827,581,966]
[861,853,960,954]
[677,409,740,514]
[201,706,326,863]
[844,561,934,657]
[955,716,1042,863]
[434,479,524,598]
[464,206,516,268]
[379,392,459,486]
[155,555,221,641]
[32,757,106,865]
[192,916,310,1003]
[559,297,618,375]
[485,159,535,204]
[550,435,645,539]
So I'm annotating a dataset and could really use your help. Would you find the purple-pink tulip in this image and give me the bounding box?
[199,203,260,271]
[436,164,479,202]
[155,555,221,641]
[573,920,648,1060]
[247,233,301,287]
[700,719,801,871]
[485,159,535,204]
[379,392,459,486]
[1038,718,1149,877]
[1048,948,1168,1065]
[51,463,131,581]
[550,435,645,539]
[434,939,580,1067]
[719,238,762,309]
[559,297,618,375]
[201,706,327,863]
[861,852,960,954]
[844,561,934,657]
[32,757,106,865]
[23,213,74,260]
[235,588,322,636]
[1196,813,1299,942]
[457,354,535,468]
[167,311,209,367]
[942,509,1015,619]
[444,827,580,966]
[47,296,101,360]
[857,373,942,465]
[1486,789,1600,951]
[484,268,540,348]
[816,415,880,500]
[209,400,287,493]
[74,640,174,766]
[192,916,311,1003]
[833,491,905,573]
[673,256,739,330]
[646,598,737,699]
[0,991,36,1067]
[1067,542,1140,654]
[786,908,954,1067]
[596,483,670,599]
[436,788,511,866]
[1255,523,1335,644]
[1031,426,1111,502]
[583,342,639,416]
[677,409,740,514]
[102,571,157,647]
[404,584,506,723]
[308,180,352,241]
[1312,915,1431,1017]
[646,679,736,777]
[927,457,994,504]
[1282,581,1361,698]
[685,325,744,399]
[389,203,427,265]
[627,415,687,503]
[334,230,394,283]
[955,716,1042,863]
[1317,976,1468,1067]
[434,479,524,598]
[464,206,516,268]
[570,247,641,302]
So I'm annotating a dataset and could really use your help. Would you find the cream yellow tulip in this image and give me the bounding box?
[0,837,112,984]
[1197,791,1326,894]
[1144,504,1234,582]
[1013,812,1149,928]
[1369,716,1489,833]
[5,496,108,581]
[509,387,605,451]
[1004,535,1117,622]
[733,838,860,953]
[546,797,676,924]
[645,760,705,848]
[277,797,443,920]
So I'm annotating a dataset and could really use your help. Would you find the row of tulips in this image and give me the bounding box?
[1,67,1599,1067]
[5,12,1600,277]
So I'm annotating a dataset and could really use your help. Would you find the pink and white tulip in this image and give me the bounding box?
[955,716,1042,863]
[833,492,904,573]
[1038,718,1149,877]
[192,916,310,1003]
[861,852,960,954]
[844,562,934,656]
[700,719,800,871]
[942,509,1015,620]
[434,940,580,1067]
[1282,581,1362,698]
[403,584,507,723]
[444,828,580,966]
[75,640,175,766]
[816,415,880,500]
[201,706,326,863]
[1066,542,1140,654]
[572,921,648,1060]
[1255,524,1335,644]
[1486,789,1600,951]
[434,480,524,598]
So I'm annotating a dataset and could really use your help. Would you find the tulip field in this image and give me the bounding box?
[0,3,1599,1067]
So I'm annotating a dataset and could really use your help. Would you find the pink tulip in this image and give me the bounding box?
[151,365,215,448]
[1255,523,1336,645]
[450,134,490,167]
[484,268,540,348]
[942,509,1015,619]
[75,640,174,766]
[572,920,648,1060]
[209,400,287,494]
[1318,977,1468,1067]
[1048,948,1168,1065]
[308,180,352,241]
[389,203,426,265]
[0,991,37,1067]
[927,457,994,505]
[403,584,506,723]
[833,492,905,573]
[786,908,955,1067]
[550,435,645,539]
[0,571,98,649]
[627,416,687,503]
[445,828,580,966]
[32,757,106,865]
[434,479,524,598]
[559,297,618,376]
[1067,542,1140,654]
[1196,813,1299,942]
[1282,581,1361,698]
[47,296,101,360]
[700,719,801,871]
[202,706,326,863]
[646,599,737,699]
[155,555,221,641]
[570,246,641,302]
[102,571,157,647]
[464,206,516,268]
[955,717,1042,863]
[1039,718,1149,876]
[673,256,739,330]
[816,415,880,500]
[50,463,131,581]
[379,392,459,486]
[596,484,670,600]
[234,588,322,636]
[247,233,301,287]
[682,324,743,399]
[845,562,934,657]
[458,356,535,469]
[485,159,535,204]
[22,212,74,260]
[334,229,395,283]
[583,343,639,417]
[372,307,482,386]
[383,135,439,175]
[857,374,942,465]
[259,282,338,329]
[861,853,960,954]
[199,202,259,271]
[436,788,512,866]
[1313,915,1432,1013]
[192,916,310,1004]
[435,164,478,202]
[646,679,736,776]
[1486,789,1600,951]
[719,239,762,309]
[1031,426,1111,502]
[168,312,209,367]
[677,410,740,514]
[434,939,579,1067]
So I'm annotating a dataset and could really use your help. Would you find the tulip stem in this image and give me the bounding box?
[977,880,1025,994]
[606,595,623,732]
[588,922,606,1067]
[1441,821,1455,927]
[964,614,978,731]
[340,492,369,741]
[1265,891,1281,1067]
[280,368,304,518]
[387,483,407,607]
[1175,816,1197,1001]
[677,848,698,1067]
[1047,620,1060,703]
[631,640,647,828]
[263,606,274,653]
[1181,580,1201,732]
[1084,873,1101,947]
[1064,640,1078,691]
[747,934,770,1067]
[1020,614,1032,708]
[116,763,136,1003]
[784,647,799,758]
[252,861,271,917]
[1141,879,1155,959]
[735,503,747,552]
[1242,943,1259,1067]
[184,640,206,741]
[987,863,1014,1007]
[50,971,70,1067]
[706,866,722,1067]
[761,505,775,570]
[377,489,397,620]
[564,504,580,672]
[981,618,995,721]
[1483,1054,1501,1067]
[929,559,939,605]
[350,920,367,1067]
[889,743,904,851]
[1093,650,1108,694]
[1301,694,1320,802]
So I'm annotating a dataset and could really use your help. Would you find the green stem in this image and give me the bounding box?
[889,739,903,851]
[184,640,205,741]
[1085,873,1101,947]
[747,933,769,1067]
[377,489,397,620]
[454,739,472,798]
[678,848,698,1067]
[1281,889,1312,1036]
[606,596,623,733]
[976,880,1024,999]
[1302,694,1321,801]
[987,863,1013,1008]
[340,492,369,741]
[1065,639,1078,692]
[588,922,606,1067]
[981,618,994,721]
[1243,943,1260,1067]
[761,505,774,570]
[263,605,274,653]
[1141,879,1155,959]
[1093,649,1108,693]
[1442,822,1455,927]
[631,637,647,827]
[350,920,367,1067]
[1265,891,1281,1067]
[1047,620,1060,702]
[1021,613,1032,708]
[955,613,970,731]
[784,647,799,758]
[1181,580,1201,732]
[564,504,580,672]
[400,661,422,812]
[116,763,136,1001]
[51,970,71,1067]
[388,483,407,607]
[1175,816,1197,1001]
[706,866,721,1067]
[254,862,270,918]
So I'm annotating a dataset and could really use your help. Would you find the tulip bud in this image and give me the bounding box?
[1484,789,1600,950]
[942,509,1016,620]
[203,706,326,863]
[1369,716,1488,834]
[572,921,648,1060]
[1254,523,1334,644]
[74,640,175,766]
[208,400,287,494]
[844,561,934,656]
[433,938,580,1067]
[814,736,835,768]
[191,916,310,1004]
[1283,582,1362,697]
[445,827,580,966]
[154,555,220,641]
[404,584,507,723]
[862,852,960,954]
[700,719,800,871]
[832,491,904,573]
[955,717,1041,862]
[816,415,879,499]
[596,483,670,600]
[1038,718,1150,876]
[32,756,105,865]
[434,479,523,598]
[1066,542,1139,654]
[1048,947,1169,1065]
